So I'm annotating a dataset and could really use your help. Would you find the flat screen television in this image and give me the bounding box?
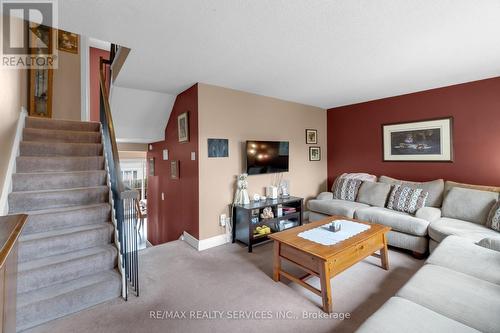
[246,140,289,175]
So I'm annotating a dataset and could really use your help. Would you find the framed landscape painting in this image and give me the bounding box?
[382,117,453,162]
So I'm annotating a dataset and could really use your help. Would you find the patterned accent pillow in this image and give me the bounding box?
[487,201,500,232]
[387,185,429,215]
[332,177,362,202]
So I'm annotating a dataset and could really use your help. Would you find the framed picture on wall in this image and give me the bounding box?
[178,112,189,143]
[57,29,79,54]
[309,147,321,161]
[306,129,317,144]
[170,160,179,179]
[208,138,229,158]
[382,117,453,162]
[148,158,155,176]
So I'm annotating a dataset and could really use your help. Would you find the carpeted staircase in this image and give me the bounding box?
[9,117,121,332]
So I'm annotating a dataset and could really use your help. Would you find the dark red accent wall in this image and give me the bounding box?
[327,77,500,188]
[89,47,110,122]
[146,84,199,245]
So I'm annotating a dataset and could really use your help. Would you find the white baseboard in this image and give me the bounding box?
[0,108,27,216]
[182,231,231,251]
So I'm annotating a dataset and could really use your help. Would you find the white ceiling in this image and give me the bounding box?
[59,1,500,108]
[110,86,175,143]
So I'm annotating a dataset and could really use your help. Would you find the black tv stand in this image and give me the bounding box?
[232,196,303,252]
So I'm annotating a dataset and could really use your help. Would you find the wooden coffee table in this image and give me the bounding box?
[268,216,391,313]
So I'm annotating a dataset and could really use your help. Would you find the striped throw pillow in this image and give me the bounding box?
[332,177,362,202]
[387,185,429,215]
[487,201,500,232]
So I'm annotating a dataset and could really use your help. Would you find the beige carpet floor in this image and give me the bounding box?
[26,240,423,333]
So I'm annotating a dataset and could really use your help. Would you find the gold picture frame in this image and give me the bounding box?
[57,29,79,54]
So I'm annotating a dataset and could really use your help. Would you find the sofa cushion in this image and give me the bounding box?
[308,211,329,222]
[441,187,498,224]
[429,217,500,243]
[356,181,391,207]
[386,230,428,254]
[415,207,441,222]
[487,200,500,231]
[477,237,500,253]
[331,177,362,202]
[396,264,500,333]
[355,296,480,333]
[315,192,333,201]
[307,199,369,218]
[386,185,428,215]
[427,235,500,285]
[354,207,429,236]
[444,180,500,196]
[379,176,444,207]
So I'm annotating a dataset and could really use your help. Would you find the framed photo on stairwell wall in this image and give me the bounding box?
[178,112,189,143]
[148,158,155,176]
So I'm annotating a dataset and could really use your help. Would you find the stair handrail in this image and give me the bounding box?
[99,53,139,300]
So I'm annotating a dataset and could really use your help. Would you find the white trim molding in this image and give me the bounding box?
[80,35,90,121]
[0,108,27,215]
[182,231,231,251]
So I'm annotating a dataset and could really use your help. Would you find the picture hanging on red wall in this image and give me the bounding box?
[148,158,155,176]
[178,112,189,143]
[382,117,453,162]
[170,160,179,179]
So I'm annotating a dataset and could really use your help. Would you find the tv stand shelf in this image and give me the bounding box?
[232,196,303,252]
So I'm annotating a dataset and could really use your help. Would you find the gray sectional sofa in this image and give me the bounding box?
[307,175,500,256]
[356,235,500,333]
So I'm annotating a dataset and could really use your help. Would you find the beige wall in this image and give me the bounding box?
[198,83,327,240]
[0,16,28,195]
[119,151,147,159]
[118,143,148,159]
[52,37,81,120]
[117,142,148,152]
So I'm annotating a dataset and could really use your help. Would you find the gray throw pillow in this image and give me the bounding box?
[477,237,500,252]
[379,176,444,208]
[332,177,362,202]
[356,182,391,207]
[441,187,498,224]
[386,185,429,215]
[487,201,500,231]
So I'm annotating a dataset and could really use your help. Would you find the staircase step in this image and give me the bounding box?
[9,186,109,213]
[25,117,101,132]
[16,270,121,331]
[18,245,117,294]
[19,223,114,262]
[23,128,101,144]
[20,141,103,157]
[13,171,107,192]
[22,203,111,235]
[16,156,104,173]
